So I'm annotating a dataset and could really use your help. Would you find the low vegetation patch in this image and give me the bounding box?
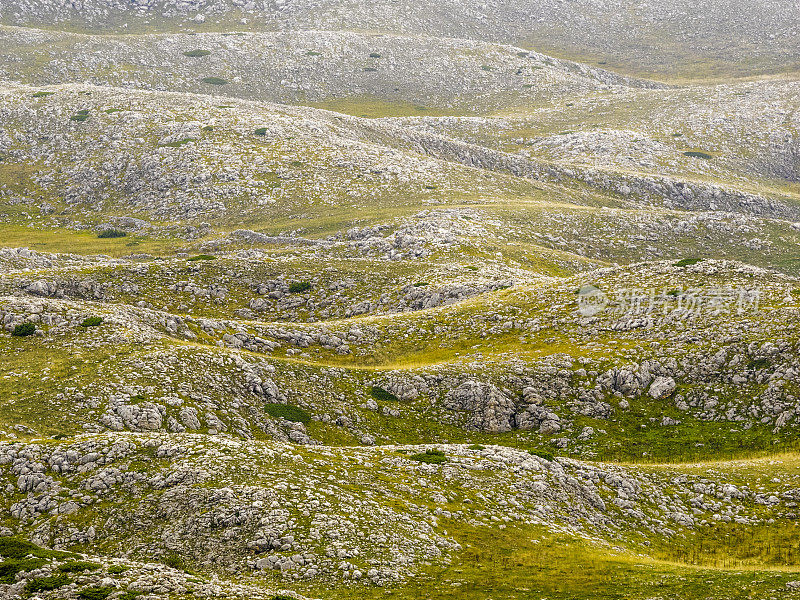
[80,317,103,328]
[187,254,216,261]
[410,449,448,464]
[70,109,89,122]
[98,228,127,239]
[683,150,713,159]
[673,257,703,267]
[59,560,101,573]
[0,559,45,583]
[11,323,35,337]
[24,574,72,593]
[369,386,400,403]
[183,49,211,57]
[77,585,115,600]
[288,281,311,293]
[528,449,555,461]
[254,127,268,136]
[201,77,228,85]
[32,91,54,98]
[264,403,311,424]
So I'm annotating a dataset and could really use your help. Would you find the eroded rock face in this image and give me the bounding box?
[444,380,515,432]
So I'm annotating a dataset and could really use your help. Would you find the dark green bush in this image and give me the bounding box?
[748,358,770,370]
[363,67,377,72]
[673,258,703,267]
[528,449,555,461]
[264,403,311,424]
[32,91,54,98]
[24,574,72,593]
[187,254,216,261]
[0,537,72,560]
[12,323,35,337]
[183,49,211,57]
[410,449,447,464]
[254,127,268,136]
[80,317,103,328]
[369,52,381,58]
[77,585,114,599]
[413,281,428,287]
[288,281,311,293]
[162,552,185,570]
[306,50,322,56]
[683,151,713,159]
[107,565,129,574]
[59,560,100,573]
[98,228,127,239]
[467,444,485,451]
[271,595,296,600]
[201,77,228,85]
[70,109,89,122]
[119,592,142,600]
[0,559,45,583]
[369,386,399,403]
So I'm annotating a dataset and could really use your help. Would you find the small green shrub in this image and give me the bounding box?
[80,317,103,328]
[369,52,381,58]
[264,403,311,424]
[363,67,377,72]
[183,49,211,57]
[369,386,399,403]
[748,358,770,370]
[201,125,214,131]
[271,595,296,600]
[70,109,89,122]
[59,560,101,573]
[288,281,311,293]
[119,592,142,600]
[159,137,197,148]
[467,444,485,451]
[107,565,129,574]
[480,65,493,71]
[0,559,45,583]
[413,281,428,287]
[98,228,127,239]
[305,50,322,56]
[12,323,35,337]
[32,91,54,98]
[77,585,114,600]
[410,449,447,464]
[528,449,555,461]
[162,552,185,570]
[187,254,216,261]
[254,127,268,136]
[24,574,72,593]
[201,77,228,85]
[673,258,703,267]
[683,150,713,159]
[0,537,72,560]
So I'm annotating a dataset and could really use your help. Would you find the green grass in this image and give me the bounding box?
[183,49,212,57]
[288,281,311,293]
[201,77,228,85]
[305,523,800,600]
[673,257,704,267]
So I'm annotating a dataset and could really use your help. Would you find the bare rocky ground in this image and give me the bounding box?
[1,2,800,600]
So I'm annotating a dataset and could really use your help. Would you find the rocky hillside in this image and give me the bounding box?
[1,2,800,600]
